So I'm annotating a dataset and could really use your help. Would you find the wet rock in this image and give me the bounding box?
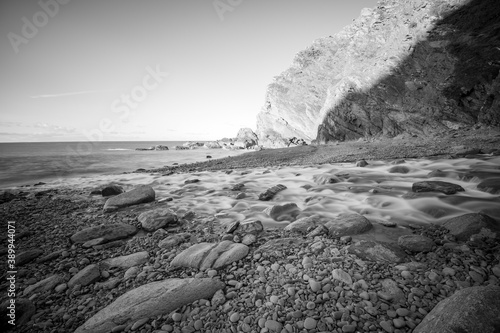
[397,235,434,253]
[74,278,224,333]
[313,173,342,185]
[348,240,406,263]
[413,286,500,333]
[138,208,178,232]
[103,185,155,212]
[68,264,100,288]
[102,251,149,269]
[71,223,137,244]
[388,165,410,174]
[101,184,124,197]
[325,213,372,237]
[442,213,499,241]
[170,241,249,270]
[412,181,464,195]
[23,275,64,296]
[379,279,405,303]
[258,184,287,201]
[356,159,369,167]
[477,178,500,194]
[263,203,301,221]
[17,249,43,266]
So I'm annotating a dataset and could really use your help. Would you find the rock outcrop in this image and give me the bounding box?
[256,0,500,147]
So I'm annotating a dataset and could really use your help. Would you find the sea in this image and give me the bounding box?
[0,141,247,188]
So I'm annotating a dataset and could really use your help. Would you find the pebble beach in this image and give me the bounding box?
[1,128,500,333]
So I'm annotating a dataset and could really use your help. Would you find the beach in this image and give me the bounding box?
[1,126,500,333]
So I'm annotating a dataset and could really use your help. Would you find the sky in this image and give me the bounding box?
[0,0,378,142]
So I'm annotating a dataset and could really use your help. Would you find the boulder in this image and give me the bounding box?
[388,165,410,174]
[348,240,406,263]
[170,241,249,270]
[102,251,149,269]
[74,278,225,333]
[413,286,500,333]
[397,235,435,253]
[263,203,301,221]
[204,141,222,149]
[258,184,287,201]
[138,208,178,232]
[325,214,372,237]
[313,173,342,185]
[232,220,264,236]
[68,264,100,288]
[103,185,155,212]
[477,178,500,194]
[412,181,465,195]
[236,128,259,147]
[71,223,137,244]
[101,185,124,197]
[158,233,191,249]
[442,213,499,241]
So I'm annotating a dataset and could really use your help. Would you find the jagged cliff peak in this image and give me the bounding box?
[256,0,500,147]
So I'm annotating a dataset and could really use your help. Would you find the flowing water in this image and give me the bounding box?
[31,155,500,242]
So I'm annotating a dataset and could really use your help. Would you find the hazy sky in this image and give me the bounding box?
[0,0,378,142]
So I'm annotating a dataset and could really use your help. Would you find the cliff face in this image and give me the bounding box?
[256,0,500,147]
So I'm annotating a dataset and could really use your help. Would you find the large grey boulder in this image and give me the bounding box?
[263,203,301,221]
[443,213,499,241]
[71,223,137,244]
[412,181,465,195]
[325,214,372,237]
[74,278,225,333]
[170,241,249,270]
[413,286,500,333]
[103,185,155,212]
[23,275,64,296]
[477,178,500,194]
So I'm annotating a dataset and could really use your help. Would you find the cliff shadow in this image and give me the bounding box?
[317,0,500,143]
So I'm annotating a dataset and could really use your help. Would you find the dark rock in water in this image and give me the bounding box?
[71,223,137,244]
[402,191,438,199]
[170,241,249,270]
[0,190,16,204]
[173,145,189,150]
[325,214,372,237]
[264,203,301,221]
[232,220,264,236]
[0,298,35,331]
[74,278,224,333]
[103,185,155,212]
[348,240,406,263]
[442,213,499,241]
[138,208,178,232]
[17,249,44,266]
[356,159,369,167]
[206,155,212,159]
[477,178,500,194]
[231,183,245,191]
[413,285,500,333]
[313,173,342,185]
[388,165,410,174]
[101,184,123,197]
[258,184,287,201]
[398,235,434,253]
[412,181,465,195]
[184,179,200,184]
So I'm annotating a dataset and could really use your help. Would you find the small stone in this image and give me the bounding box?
[265,319,283,332]
[401,271,412,279]
[229,312,240,323]
[380,320,394,332]
[332,269,353,286]
[303,317,317,330]
[309,279,321,292]
[442,267,456,276]
[172,313,182,322]
[396,308,409,317]
[393,318,406,328]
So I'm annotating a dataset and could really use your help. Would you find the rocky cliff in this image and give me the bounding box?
[256,0,500,147]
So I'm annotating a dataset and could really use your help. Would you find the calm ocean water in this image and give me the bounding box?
[0,141,245,188]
